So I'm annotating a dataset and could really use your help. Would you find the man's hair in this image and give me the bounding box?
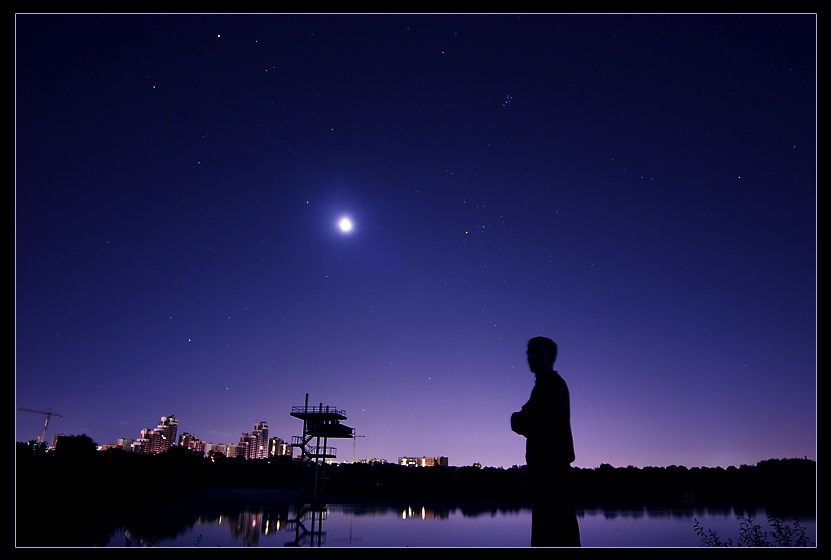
[529,336,558,363]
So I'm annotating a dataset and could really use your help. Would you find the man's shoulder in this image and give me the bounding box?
[538,370,566,382]
[536,371,568,391]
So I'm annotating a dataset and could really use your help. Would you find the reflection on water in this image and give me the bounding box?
[106,493,816,548]
[284,503,327,547]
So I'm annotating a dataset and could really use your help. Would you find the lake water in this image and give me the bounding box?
[103,492,816,547]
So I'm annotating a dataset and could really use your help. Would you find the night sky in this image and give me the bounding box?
[15,14,816,470]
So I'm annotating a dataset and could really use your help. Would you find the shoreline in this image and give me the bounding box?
[178,486,816,519]
[180,486,530,510]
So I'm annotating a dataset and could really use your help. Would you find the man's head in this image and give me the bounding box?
[527,336,558,374]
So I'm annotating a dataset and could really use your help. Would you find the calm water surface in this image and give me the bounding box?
[104,494,816,547]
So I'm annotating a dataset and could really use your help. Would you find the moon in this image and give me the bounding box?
[338,217,353,233]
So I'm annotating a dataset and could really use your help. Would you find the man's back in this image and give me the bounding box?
[512,371,575,469]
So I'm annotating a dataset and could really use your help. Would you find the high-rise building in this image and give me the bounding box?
[131,415,179,454]
[269,436,292,458]
[152,415,178,454]
[179,432,206,456]
[239,421,270,459]
[131,428,153,454]
[238,432,255,458]
[252,421,269,459]
[206,442,238,459]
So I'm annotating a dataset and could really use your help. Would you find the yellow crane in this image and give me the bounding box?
[18,408,62,444]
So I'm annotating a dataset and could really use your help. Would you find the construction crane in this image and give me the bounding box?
[18,408,62,444]
[352,431,365,462]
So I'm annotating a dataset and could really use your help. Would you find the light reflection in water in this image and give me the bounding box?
[108,501,815,548]
[401,505,447,520]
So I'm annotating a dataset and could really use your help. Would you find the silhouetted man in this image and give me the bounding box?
[511,336,581,547]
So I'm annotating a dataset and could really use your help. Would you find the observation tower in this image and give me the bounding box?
[286,394,354,546]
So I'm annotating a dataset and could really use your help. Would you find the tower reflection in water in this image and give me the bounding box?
[285,503,327,547]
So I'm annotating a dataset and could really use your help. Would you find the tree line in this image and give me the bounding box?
[17,435,815,506]
[15,436,815,546]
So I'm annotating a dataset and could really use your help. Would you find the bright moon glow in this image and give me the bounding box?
[338,217,353,232]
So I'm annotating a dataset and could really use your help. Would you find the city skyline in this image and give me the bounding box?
[15,13,816,470]
[40,410,454,466]
[20,400,458,465]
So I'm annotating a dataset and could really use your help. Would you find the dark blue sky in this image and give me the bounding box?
[15,14,816,469]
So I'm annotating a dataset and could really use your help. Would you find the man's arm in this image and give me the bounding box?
[511,390,537,437]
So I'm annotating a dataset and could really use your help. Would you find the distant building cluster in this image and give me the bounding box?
[398,456,449,467]
[354,458,388,465]
[54,413,453,468]
[94,415,293,460]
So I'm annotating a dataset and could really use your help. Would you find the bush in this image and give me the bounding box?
[694,516,814,547]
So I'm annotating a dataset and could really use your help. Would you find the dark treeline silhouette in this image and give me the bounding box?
[571,459,815,510]
[320,458,816,515]
[15,435,816,546]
